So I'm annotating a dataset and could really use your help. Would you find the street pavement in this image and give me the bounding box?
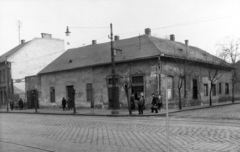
[0,113,240,152]
[1,100,239,117]
[171,103,240,120]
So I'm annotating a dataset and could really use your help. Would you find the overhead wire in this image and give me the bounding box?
[3,11,240,64]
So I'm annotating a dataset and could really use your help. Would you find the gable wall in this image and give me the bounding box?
[8,38,64,100]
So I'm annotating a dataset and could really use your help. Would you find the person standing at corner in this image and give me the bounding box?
[138,93,145,115]
[151,93,158,113]
[62,97,67,111]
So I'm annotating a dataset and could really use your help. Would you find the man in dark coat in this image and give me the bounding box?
[151,93,158,113]
[18,98,24,110]
[130,94,135,110]
[62,97,67,111]
[138,93,145,115]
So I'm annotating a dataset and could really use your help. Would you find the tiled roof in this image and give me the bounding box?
[38,35,229,74]
[0,41,30,62]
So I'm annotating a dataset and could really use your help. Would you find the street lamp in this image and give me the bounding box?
[65,24,120,114]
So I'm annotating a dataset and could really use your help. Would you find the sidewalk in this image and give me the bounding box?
[0,100,240,117]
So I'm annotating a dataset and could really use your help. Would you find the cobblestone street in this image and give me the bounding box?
[171,103,240,120]
[0,113,240,152]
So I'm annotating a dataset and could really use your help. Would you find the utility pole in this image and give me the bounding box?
[110,23,118,114]
[17,20,22,44]
[5,61,11,112]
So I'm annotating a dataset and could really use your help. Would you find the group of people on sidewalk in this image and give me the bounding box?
[130,93,163,115]
[9,98,26,110]
[61,97,73,111]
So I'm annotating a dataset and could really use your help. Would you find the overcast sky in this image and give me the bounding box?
[0,0,240,56]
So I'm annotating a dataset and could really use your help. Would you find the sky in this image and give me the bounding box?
[0,0,240,56]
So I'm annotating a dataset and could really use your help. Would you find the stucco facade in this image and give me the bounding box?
[37,57,232,109]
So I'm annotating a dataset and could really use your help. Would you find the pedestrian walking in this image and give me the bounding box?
[138,93,145,115]
[151,93,158,113]
[18,98,24,110]
[130,94,135,111]
[62,97,67,111]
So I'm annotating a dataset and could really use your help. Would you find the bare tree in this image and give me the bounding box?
[205,53,225,106]
[169,45,196,110]
[217,37,240,103]
[122,81,132,115]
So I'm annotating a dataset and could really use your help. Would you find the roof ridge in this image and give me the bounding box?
[148,36,166,55]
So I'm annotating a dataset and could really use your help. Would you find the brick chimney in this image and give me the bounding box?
[185,40,189,46]
[170,34,175,41]
[21,39,25,44]
[145,28,151,36]
[41,33,52,39]
[114,35,120,41]
[92,40,97,45]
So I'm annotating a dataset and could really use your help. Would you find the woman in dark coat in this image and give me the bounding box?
[62,97,67,111]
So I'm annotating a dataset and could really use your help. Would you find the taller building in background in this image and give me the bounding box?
[0,33,65,106]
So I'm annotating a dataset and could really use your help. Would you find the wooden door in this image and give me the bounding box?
[108,87,119,109]
[67,86,74,109]
[193,79,198,99]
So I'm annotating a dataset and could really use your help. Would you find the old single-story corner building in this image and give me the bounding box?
[29,28,232,109]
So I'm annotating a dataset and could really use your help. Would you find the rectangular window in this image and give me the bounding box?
[204,84,208,96]
[3,70,5,82]
[50,87,55,103]
[132,76,144,84]
[219,83,221,94]
[108,78,118,85]
[212,84,216,96]
[225,83,229,94]
[86,83,93,101]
